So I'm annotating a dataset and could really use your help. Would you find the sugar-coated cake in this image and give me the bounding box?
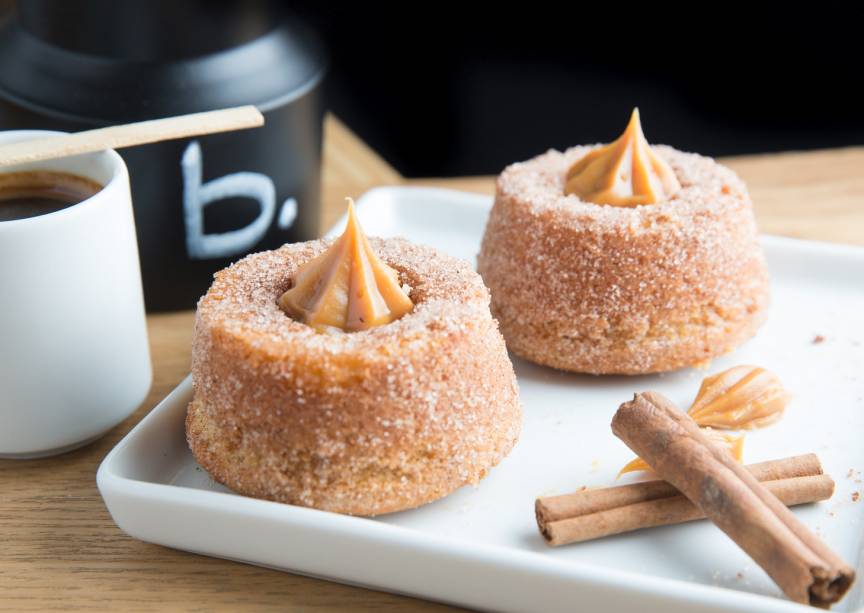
[477,110,770,374]
[188,203,522,516]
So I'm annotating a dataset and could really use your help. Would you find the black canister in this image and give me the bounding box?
[0,0,326,310]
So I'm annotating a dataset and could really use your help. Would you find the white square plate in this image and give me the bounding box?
[98,187,864,612]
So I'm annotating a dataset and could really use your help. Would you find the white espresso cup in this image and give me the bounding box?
[0,131,152,458]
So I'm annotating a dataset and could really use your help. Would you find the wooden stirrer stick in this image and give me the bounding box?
[0,105,264,167]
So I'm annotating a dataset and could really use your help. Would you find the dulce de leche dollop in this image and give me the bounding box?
[564,108,681,207]
[278,198,413,332]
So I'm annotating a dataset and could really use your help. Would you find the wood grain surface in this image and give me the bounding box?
[2,116,862,612]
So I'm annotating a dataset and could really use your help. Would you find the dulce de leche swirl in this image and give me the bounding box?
[278,198,413,332]
[564,108,681,207]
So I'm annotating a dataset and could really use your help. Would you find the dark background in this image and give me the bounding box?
[297,4,864,176]
[3,0,864,177]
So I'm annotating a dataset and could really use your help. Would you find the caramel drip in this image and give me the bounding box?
[688,366,789,430]
[619,430,744,477]
[618,365,789,476]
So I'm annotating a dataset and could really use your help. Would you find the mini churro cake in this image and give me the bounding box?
[477,109,770,375]
[187,201,522,516]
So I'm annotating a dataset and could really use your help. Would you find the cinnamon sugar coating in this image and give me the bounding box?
[187,237,522,516]
[477,145,770,375]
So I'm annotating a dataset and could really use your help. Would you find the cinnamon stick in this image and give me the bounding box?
[612,392,854,608]
[537,455,832,546]
[539,454,822,524]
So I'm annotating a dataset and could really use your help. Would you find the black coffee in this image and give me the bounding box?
[0,171,103,221]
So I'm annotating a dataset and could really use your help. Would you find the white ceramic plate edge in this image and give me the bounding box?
[97,185,863,613]
[97,377,814,613]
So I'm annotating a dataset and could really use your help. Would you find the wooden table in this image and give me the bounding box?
[2,116,863,611]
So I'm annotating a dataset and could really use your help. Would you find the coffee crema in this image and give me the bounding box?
[0,171,103,221]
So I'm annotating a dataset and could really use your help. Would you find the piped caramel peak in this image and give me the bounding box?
[564,108,681,207]
[278,198,413,332]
